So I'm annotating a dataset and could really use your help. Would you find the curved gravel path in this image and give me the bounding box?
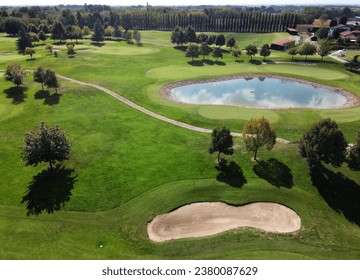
[57,74,290,144]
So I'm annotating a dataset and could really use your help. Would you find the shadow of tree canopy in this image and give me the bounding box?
[253,158,293,188]
[187,60,204,67]
[216,159,247,188]
[4,86,27,104]
[202,59,214,65]
[90,42,105,47]
[21,166,77,216]
[249,59,262,65]
[310,166,360,226]
[214,61,226,66]
[34,90,61,106]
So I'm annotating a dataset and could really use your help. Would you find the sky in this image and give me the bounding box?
[4,0,360,7]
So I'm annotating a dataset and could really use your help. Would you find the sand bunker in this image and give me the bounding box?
[147,202,301,242]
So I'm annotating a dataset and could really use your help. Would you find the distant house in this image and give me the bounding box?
[296,24,320,33]
[340,30,357,43]
[270,39,292,51]
[329,24,351,37]
[286,28,298,35]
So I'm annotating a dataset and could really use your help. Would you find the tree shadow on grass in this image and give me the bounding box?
[216,159,247,188]
[214,61,226,66]
[90,42,105,47]
[202,59,214,65]
[249,59,262,65]
[34,90,61,105]
[253,158,293,188]
[187,60,204,66]
[310,166,360,226]
[4,86,27,104]
[21,166,77,216]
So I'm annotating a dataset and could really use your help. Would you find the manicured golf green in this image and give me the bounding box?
[0,31,360,259]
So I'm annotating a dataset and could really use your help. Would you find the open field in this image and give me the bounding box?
[0,31,360,259]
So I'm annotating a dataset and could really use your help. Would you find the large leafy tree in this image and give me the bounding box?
[226,37,236,49]
[200,42,212,59]
[215,34,226,47]
[299,118,348,168]
[243,117,276,161]
[21,122,71,170]
[44,69,60,94]
[245,44,258,60]
[185,25,197,44]
[25,47,35,59]
[33,66,46,90]
[16,27,32,54]
[212,47,223,61]
[209,126,234,162]
[51,21,66,41]
[348,131,360,171]
[317,40,332,61]
[4,64,26,87]
[91,20,104,43]
[287,47,298,60]
[4,17,25,36]
[298,42,317,61]
[185,44,199,61]
[259,43,271,61]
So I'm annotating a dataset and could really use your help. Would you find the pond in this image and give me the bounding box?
[168,76,350,109]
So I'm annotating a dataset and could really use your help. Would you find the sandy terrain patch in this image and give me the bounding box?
[147,202,301,242]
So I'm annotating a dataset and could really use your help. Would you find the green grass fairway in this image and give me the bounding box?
[0,32,360,259]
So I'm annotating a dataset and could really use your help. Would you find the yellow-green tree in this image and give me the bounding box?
[243,117,276,161]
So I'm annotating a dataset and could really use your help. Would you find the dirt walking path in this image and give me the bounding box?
[57,74,291,144]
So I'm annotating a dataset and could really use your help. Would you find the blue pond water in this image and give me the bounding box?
[170,77,347,109]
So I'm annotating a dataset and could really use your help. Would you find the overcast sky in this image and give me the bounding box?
[5,0,360,7]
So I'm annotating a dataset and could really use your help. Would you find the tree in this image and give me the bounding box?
[67,45,75,55]
[298,42,317,61]
[185,25,197,44]
[317,27,329,39]
[171,26,186,46]
[212,47,223,61]
[317,40,331,61]
[232,48,241,61]
[207,34,217,45]
[197,33,208,43]
[91,20,104,43]
[287,47,298,60]
[21,122,71,170]
[245,44,258,60]
[72,25,83,42]
[243,117,276,161]
[185,44,200,61]
[33,66,46,90]
[215,34,226,47]
[226,37,236,49]
[259,43,271,61]
[25,47,35,59]
[82,25,91,37]
[124,30,133,42]
[133,30,141,44]
[45,44,53,54]
[299,118,348,168]
[38,30,47,44]
[44,69,60,94]
[199,42,211,59]
[339,15,348,25]
[329,19,338,27]
[104,25,114,39]
[51,21,66,42]
[209,126,234,162]
[348,131,360,171]
[4,17,25,36]
[4,64,26,87]
[113,25,123,40]
[16,27,32,54]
